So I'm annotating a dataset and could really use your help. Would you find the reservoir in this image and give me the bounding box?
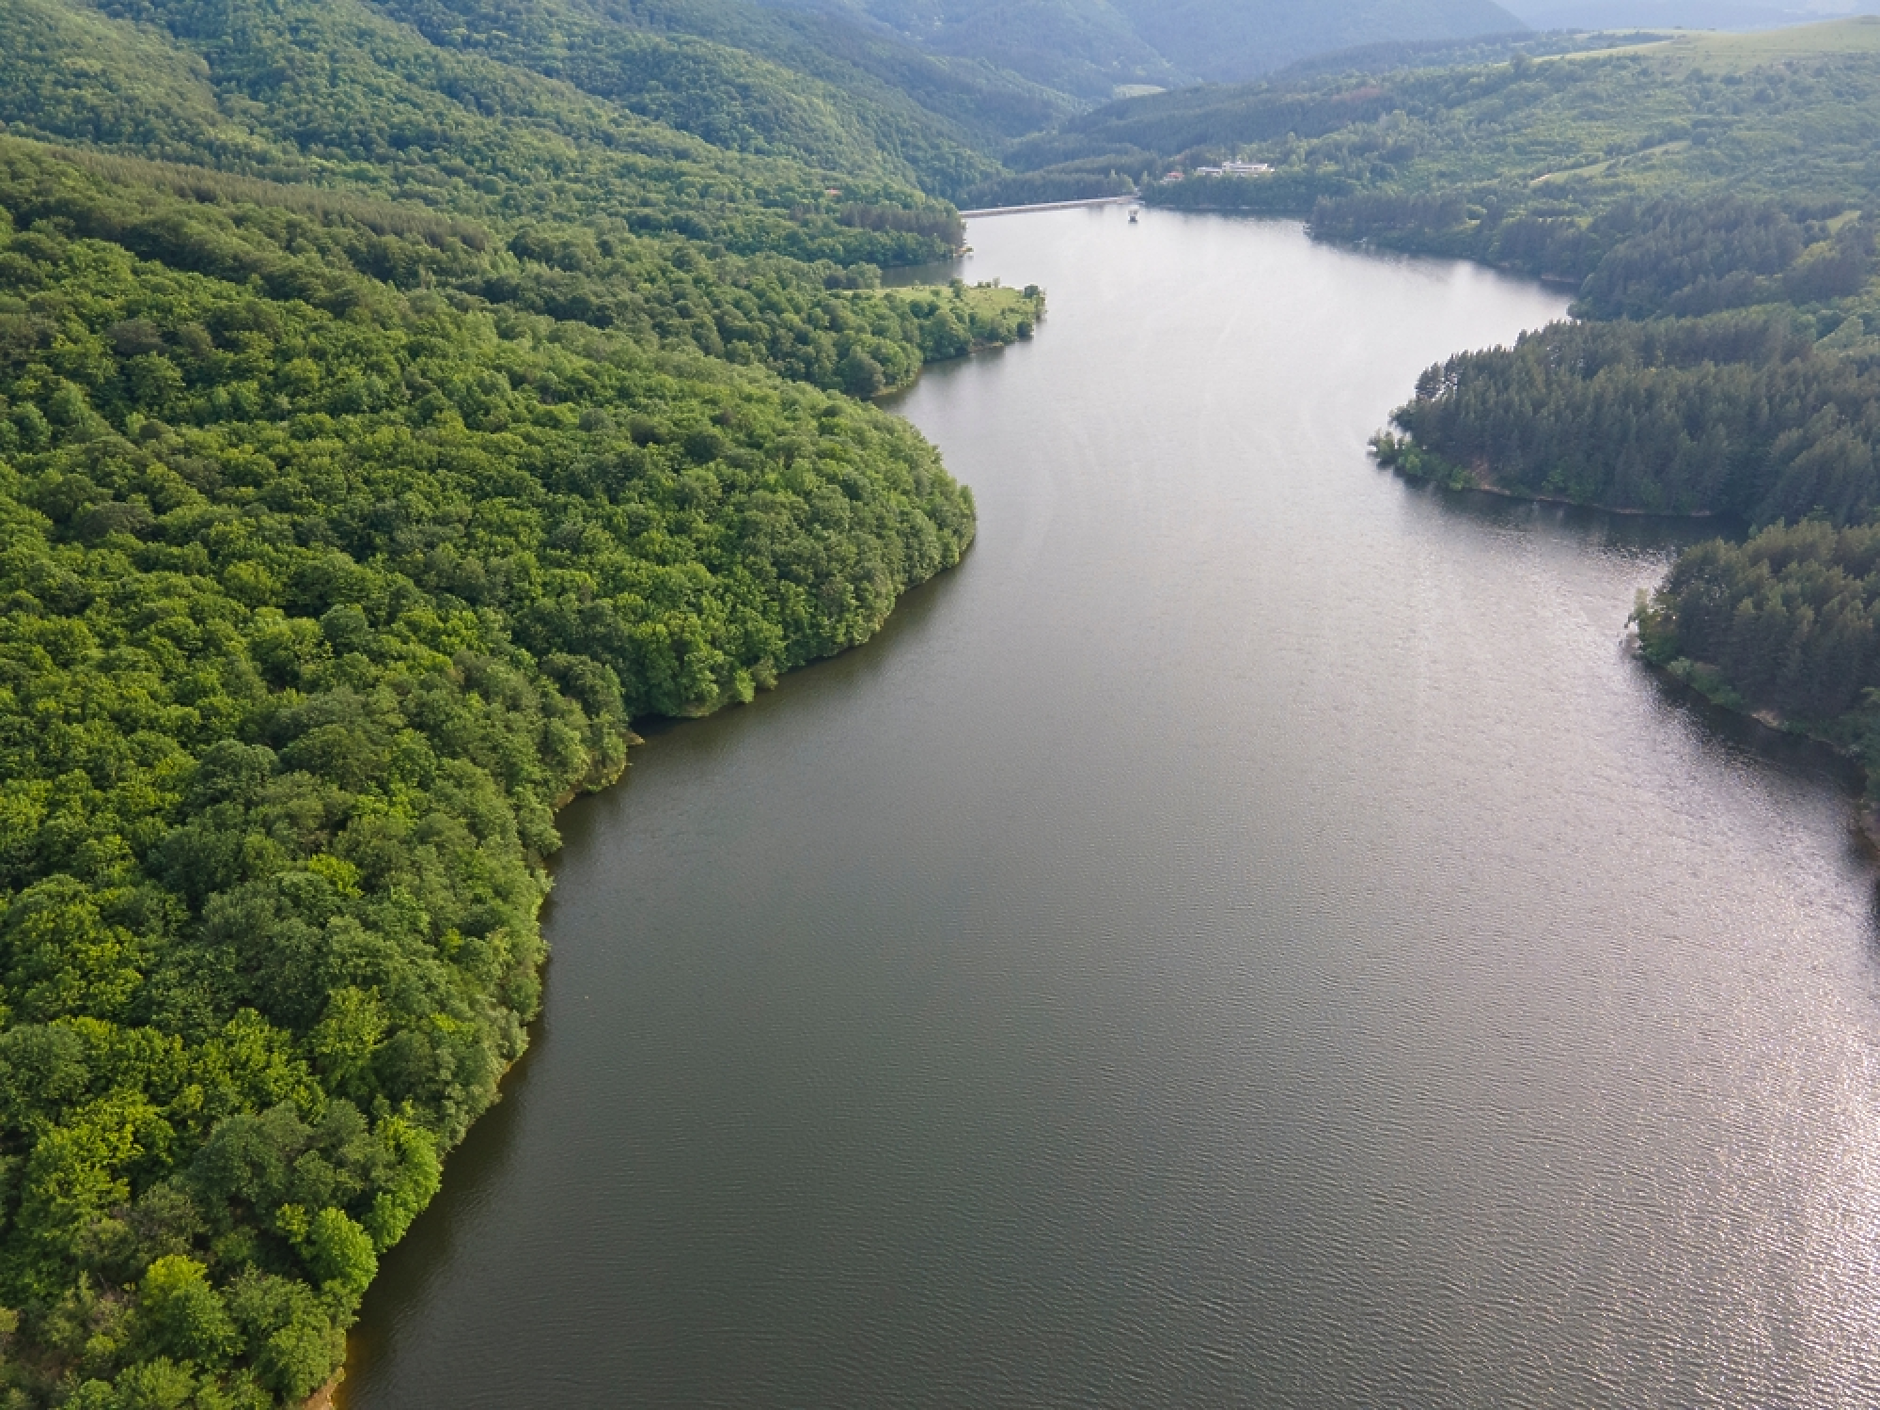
[343,209,1880,1409]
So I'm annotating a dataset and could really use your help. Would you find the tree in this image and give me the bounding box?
[138,1257,238,1369]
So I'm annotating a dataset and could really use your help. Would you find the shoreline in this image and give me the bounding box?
[1375,445,1729,522]
[1447,475,1724,519]
[958,195,1132,218]
[1396,454,1869,847]
[304,203,1880,1410]
[869,332,1034,399]
[1629,637,1880,854]
[323,550,978,1409]
[1389,452,1872,849]
[318,318,1007,1410]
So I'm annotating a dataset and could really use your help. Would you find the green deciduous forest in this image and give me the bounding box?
[0,0,1057,1401]
[13,0,1880,1401]
[0,145,987,1410]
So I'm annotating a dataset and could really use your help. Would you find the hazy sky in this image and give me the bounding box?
[1501,0,1879,28]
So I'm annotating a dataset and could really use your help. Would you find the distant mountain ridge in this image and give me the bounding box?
[1501,0,1880,31]
[1106,0,1529,81]
[760,0,1529,96]
[764,0,1177,99]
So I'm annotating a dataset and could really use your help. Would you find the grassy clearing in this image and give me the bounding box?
[1531,139,1693,185]
[1584,16,1880,71]
[893,281,1044,343]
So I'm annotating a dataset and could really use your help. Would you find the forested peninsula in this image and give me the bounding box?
[0,0,1062,1401]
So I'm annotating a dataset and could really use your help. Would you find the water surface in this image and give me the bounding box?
[345,209,1880,1409]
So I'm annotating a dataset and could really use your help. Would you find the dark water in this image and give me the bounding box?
[344,209,1880,1409]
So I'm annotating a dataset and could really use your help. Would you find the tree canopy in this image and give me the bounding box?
[0,0,1054,1401]
[11,0,1880,1402]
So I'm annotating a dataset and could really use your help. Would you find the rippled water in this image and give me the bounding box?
[343,209,1880,1409]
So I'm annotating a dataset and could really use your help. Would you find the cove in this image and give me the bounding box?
[341,209,1880,1409]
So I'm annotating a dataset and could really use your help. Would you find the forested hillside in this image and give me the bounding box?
[763,0,1178,102]
[1317,29,1880,782]
[978,26,1647,206]
[1002,20,1880,209]
[0,0,1063,1401]
[15,0,1880,1401]
[1505,0,1845,28]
